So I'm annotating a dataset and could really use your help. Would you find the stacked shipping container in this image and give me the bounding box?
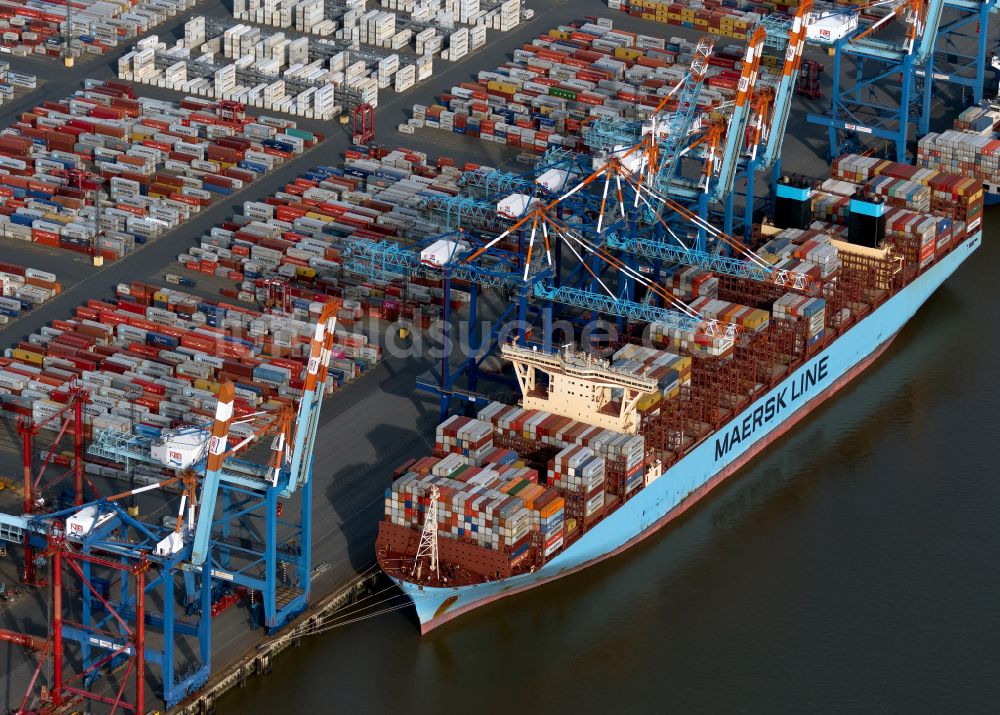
[0,80,318,261]
[610,0,885,37]
[0,282,380,436]
[828,154,983,268]
[384,456,550,567]
[411,17,749,153]
[0,263,61,323]
[917,103,1000,192]
[183,146,485,329]
[0,0,200,58]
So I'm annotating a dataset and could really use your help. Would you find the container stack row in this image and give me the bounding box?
[0,63,36,107]
[688,296,770,333]
[758,227,842,279]
[234,0,337,36]
[611,343,691,409]
[232,0,521,49]
[0,80,319,261]
[664,265,719,301]
[611,0,762,40]
[610,0,882,38]
[0,263,61,323]
[483,400,647,524]
[181,146,495,330]
[548,445,606,525]
[410,17,747,153]
[479,400,648,498]
[647,318,736,358]
[436,415,495,463]
[0,282,381,435]
[0,0,200,59]
[121,17,438,114]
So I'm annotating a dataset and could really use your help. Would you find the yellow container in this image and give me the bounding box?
[295,266,317,279]
[194,378,221,394]
[305,211,333,223]
[613,47,642,60]
[13,348,43,365]
[636,391,661,412]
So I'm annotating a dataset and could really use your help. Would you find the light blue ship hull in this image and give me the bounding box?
[391,233,982,633]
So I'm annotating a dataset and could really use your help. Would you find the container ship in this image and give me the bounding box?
[376,156,984,633]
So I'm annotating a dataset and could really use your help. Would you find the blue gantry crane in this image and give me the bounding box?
[806,0,993,161]
[1,303,341,710]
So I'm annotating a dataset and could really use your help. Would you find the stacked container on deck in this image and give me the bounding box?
[0,80,318,261]
[0,282,380,434]
[689,296,770,333]
[385,444,559,566]
[829,154,983,268]
[385,384,662,567]
[611,343,691,409]
[665,265,719,301]
[549,445,606,525]
[918,130,1000,189]
[772,292,826,347]
[412,17,744,153]
[917,103,1000,191]
[758,227,841,279]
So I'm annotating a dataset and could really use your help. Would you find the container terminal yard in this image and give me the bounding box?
[0,0,1000,712]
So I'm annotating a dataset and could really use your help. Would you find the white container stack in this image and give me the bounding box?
[447,27,469,61]
[120,23,419,116]
[0,0,200,59]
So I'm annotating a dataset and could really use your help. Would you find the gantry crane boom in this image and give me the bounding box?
[286,303,338,493]
[915,0,948,62]
[760,0,814,169]
[712,27,768,199]
[653,37,716,193]
[190,382,235,566]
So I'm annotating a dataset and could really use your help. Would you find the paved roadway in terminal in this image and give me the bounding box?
[0,0,990,709]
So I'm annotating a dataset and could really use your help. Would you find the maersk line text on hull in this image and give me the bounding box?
[714,356,830,461]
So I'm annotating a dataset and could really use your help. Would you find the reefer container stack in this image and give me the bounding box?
[0,0,200,59]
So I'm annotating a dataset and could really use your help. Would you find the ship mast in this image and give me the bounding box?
[414,486,440,580]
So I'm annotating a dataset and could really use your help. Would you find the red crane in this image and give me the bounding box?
[353,103,375,145]
[796,59,824,99]
[17,384,91,585]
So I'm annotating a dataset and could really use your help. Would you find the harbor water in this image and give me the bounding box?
[219,210,999,713]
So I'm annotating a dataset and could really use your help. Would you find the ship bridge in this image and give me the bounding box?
[501,343,659,434]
